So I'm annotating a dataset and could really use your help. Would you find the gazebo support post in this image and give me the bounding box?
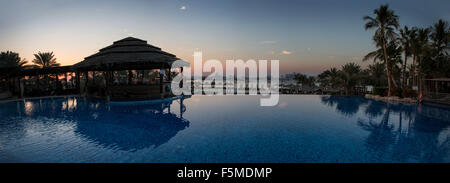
[168,69,171,81]
[18,75,23,98]
[140,70,145,84]
[92,71,96,84]
[36,74,40,94]
[160,71,164,99]
[105,65,111,102]
[76,71,81,95]
[54,73,58,94]
[64,72,68,90]
[128,70,133,84]
[84,71,88,95]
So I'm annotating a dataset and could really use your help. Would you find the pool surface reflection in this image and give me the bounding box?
[0,95,449,162]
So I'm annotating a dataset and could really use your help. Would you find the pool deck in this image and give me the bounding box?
[0,95,79,103]
[0,94,187,105]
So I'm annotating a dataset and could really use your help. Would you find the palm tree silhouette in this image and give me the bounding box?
[399,26,412,88]
[318,67,341,90]
[408,28,419,87]
[363,40,402,64]
[367,62,387,87]
[32,52,60,93]
[430,19,449,70]
[364,4,399,96]
[414,28,431,95]
[0,51,28,92]
[32,52,60,68]
[0,51,28,70]
[363,40,402,91]
[340,63,362,95]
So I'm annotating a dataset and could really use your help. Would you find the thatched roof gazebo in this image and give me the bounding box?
[75,37,181,71]
[73,37,189,101]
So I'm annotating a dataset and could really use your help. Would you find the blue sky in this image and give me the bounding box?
[0,0,449,74]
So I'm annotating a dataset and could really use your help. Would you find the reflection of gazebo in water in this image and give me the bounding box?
[74,37,189,101]
[75,98,189,151]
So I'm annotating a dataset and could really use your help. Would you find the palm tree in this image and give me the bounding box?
[328,68,341,88]
[0,51,28,93]
[399,26,412,88]
[0,51,28,70]
[415,28,431,95]
[364,4,399,96]
[430,19,449,70]
[0,51,28,79]
[363,40,402,88]
[294,73,315,87]
[32,52,60,68]
[339,63,362,95]
[32,52,60,90]
[367,62,387,87]
[318,67,341,88]
[407,28,419,87]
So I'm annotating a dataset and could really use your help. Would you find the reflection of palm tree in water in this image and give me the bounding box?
[358,104,396,161]
[364,100,386,118]
[320,96,368,117]
[357,102,450,162]
[405,104,450,162]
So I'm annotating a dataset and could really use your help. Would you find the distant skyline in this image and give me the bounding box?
[1,0,449,75]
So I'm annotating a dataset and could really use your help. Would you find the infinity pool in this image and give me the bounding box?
[0,95,449,162]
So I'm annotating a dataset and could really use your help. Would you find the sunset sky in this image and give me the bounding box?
[1,0,449,75]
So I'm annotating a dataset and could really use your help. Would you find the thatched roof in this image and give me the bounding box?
[74,37,180,70]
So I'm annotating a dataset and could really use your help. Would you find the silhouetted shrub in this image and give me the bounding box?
[373,87,387,96]
[391,87,403,98]
[402,88,417,98]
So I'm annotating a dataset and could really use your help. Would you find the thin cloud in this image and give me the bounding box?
[180,6,186,10]
[281,50,292,55]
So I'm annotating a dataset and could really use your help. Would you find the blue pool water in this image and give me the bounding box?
[0,95,449,163]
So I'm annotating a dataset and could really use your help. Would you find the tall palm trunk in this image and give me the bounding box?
[381,31,393,96]
[402,52,408,88]
[417,57,423,96]
[436,40,442,69]
[411,54,416,87]
[390,69,398,88]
